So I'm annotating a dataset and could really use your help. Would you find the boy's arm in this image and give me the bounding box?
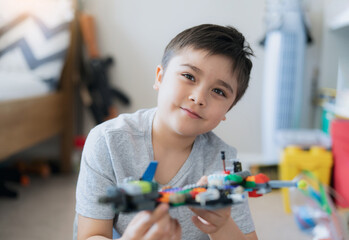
[77,215,114,240]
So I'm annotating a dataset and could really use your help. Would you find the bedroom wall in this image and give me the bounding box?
[81,0,325,163]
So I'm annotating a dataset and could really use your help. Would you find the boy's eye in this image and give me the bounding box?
[183,73,195,81]
[213,88,226,97]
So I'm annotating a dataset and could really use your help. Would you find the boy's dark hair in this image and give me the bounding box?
[161,24,254,107]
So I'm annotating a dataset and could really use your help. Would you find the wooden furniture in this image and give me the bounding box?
[0,11,79,173]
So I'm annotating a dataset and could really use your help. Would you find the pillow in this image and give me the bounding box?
[0,0,73,101]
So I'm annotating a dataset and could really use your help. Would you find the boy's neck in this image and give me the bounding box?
[152,112,196,155]
[152,112,196,185]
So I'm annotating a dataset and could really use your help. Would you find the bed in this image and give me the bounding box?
[0,1,79,172]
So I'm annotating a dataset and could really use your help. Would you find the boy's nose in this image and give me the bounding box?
[188,93,206,106]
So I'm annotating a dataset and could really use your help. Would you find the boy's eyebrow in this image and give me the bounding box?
[217,79,234,94]
[181,64,203,74]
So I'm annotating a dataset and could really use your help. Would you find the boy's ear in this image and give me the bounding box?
[154,65,164,90]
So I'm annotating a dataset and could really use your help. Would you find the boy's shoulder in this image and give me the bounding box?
[198,131,237,157]
[200,131,234,148]
[89,108,156,138]
[193,132,237,175]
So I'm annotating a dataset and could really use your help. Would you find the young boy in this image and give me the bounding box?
[74,24,258,240]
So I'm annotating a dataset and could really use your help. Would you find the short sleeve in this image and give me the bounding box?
[75,128,117,219]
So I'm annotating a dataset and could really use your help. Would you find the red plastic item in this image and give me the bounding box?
[254,173,270,184]
[248,190,262,198]
[189,187,206,198]
[331,119,349,208]
[247,174,270,198]
[74,136,87,150]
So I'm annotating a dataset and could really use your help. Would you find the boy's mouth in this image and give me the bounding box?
[180,107,203,119]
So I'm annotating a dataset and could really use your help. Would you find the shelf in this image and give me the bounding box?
[323,102,349,119]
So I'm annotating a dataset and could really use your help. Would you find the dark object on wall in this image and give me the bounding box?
[79,13,130,124]
[85,57,130,124]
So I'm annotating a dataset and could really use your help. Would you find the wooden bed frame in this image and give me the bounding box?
[0,11,79,173]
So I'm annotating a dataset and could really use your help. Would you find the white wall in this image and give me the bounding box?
[81,0,325,161]
[319,0,349,89]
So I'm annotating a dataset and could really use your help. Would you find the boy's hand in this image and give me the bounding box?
[191,175,231,234]
[189,206,232,234]
[196,176,208,186]
[121,203,181,240]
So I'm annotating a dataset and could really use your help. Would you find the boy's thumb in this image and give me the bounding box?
[196,176,208,186]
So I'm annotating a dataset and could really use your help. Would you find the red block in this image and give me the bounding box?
[331,119,349,208]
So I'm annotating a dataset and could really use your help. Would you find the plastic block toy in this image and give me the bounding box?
[279,146,332,213]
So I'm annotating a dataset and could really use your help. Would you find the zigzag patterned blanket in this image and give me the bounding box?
[0,0,73,100]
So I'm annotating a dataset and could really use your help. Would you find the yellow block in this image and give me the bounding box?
[279,146,333,213]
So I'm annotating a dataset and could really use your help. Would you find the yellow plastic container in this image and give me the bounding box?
[279,146,333,213]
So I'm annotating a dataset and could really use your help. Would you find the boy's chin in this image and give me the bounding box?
[172,124,208,138]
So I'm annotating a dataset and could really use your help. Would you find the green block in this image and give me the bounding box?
[226,174,243,183]
[244,181,256,188]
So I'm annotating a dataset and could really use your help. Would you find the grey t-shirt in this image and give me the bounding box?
[74,108,255,239]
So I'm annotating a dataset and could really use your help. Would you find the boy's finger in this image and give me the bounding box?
[190,206,230,220]
[128,211,153,236]
[144,213,171,240]
[167,217,175,236]
[189,207,221,225]
[128,204,169,236]
[191,215,216,234]
[196,176,208,185]
[189,207,216,218]
[148,203,170,223]
[172,219,182,240]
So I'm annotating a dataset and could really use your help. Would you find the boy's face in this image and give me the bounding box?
[154,47,237,137]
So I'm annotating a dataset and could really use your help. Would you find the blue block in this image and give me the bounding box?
[141,161,158,181]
